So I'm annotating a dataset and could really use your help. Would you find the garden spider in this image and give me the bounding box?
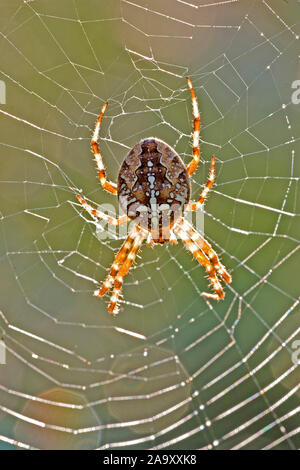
[76,78,232,315]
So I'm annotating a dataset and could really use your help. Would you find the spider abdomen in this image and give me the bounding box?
[117,138,190,240]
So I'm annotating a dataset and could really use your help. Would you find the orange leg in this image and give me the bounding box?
[76,194,128,226]
[107,227,146,315]
[174,217,230,300]
[91,102,118,195]
[95,225,147,315]
[178,217,231,284]
[175,217,231,285]
[187,156,215,211]
[186,77,201,176]
[94,226,138,298]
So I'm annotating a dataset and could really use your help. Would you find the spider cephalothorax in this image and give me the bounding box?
[117,138,190,242]
[76,78,232,315]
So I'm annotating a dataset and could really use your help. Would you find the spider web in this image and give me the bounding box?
[0,0,299,450]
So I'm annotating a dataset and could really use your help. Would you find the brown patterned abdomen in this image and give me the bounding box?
[118,138,190,242]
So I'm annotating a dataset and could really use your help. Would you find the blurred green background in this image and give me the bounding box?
[0,0,299,450]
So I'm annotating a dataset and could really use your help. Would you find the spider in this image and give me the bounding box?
[76,78,232,315]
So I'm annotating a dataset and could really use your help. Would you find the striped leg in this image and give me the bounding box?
[95,225,139,298]
[91,102,118,195]
[173,218,228,300]
[186,77,201,176]
[107,227,147,315]
[176,217,231,284]
[76,194,129,226]
[180,217,231,284]
[187,156,215,211]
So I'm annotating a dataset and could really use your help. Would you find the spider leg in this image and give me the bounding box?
[91,102,118,195]
[179,217,231,284]
[175,217,231,284]
[173,217,228,300]
[186,156,215,211]
[186,77,201,176]
[76,194,128,226]
[94,225,139,298]
[107,227,147,315]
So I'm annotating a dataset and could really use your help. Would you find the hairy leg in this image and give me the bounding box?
[174,217,228,299]
[187,156,215,211]
[107,227,146,315]
[91,102,118,195]
[178,217,231,284]
[186,77,201,176]
[94,225,140,298]
[76,194,128,226]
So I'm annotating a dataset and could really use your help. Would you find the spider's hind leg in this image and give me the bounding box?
[94,225,146,315]
[174,217,230,300]
[107,227,146,315]
[94,226,138,298]
[181,211,231,284]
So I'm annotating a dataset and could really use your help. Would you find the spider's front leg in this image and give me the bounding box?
[186,77,201,176]
[186,156,215,211]
[91,102,118,195]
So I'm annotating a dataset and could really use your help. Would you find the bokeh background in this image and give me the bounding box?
[0,0,299,450]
